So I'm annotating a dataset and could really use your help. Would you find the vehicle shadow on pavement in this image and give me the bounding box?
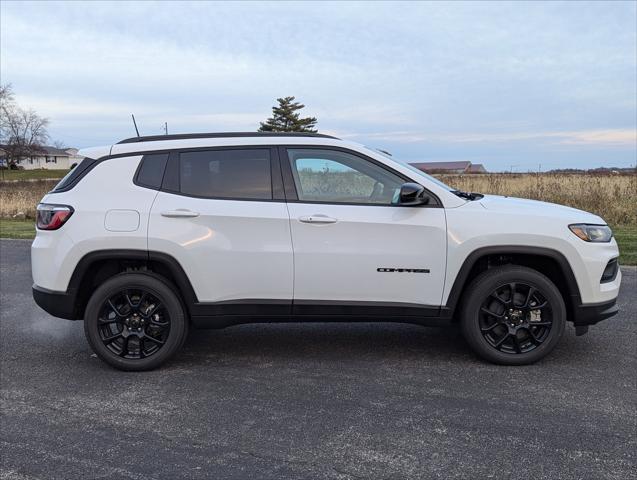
[175,322,470,364]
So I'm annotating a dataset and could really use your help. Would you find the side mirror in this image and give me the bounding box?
[399,182,429,205]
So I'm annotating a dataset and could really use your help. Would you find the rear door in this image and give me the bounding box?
[281,147,447,314]
[148,147,293,309]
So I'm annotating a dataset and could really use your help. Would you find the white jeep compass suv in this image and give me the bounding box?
[32,132,621,370]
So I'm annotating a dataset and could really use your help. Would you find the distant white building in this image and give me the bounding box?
[0,146,83,170]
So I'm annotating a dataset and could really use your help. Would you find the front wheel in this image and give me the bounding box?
[460,265,566,365]
[84,272,188,371]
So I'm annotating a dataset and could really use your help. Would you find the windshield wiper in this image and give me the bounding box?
[451,190,484,201]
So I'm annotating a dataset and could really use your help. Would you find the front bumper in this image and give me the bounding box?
[571,297,619,329]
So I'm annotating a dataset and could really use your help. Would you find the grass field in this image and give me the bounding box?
[614,226,637,265]
[438,173,636,226]
[0,169,69,181]
[0,219,36,239]
[0,179,58,219]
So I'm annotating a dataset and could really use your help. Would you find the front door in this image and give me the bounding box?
[282,147,447,314]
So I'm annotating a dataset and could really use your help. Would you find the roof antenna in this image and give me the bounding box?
[131,114,140,137]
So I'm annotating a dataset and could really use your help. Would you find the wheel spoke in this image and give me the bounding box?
[494,332,510,348]
[144,335,165,346]
[511,334,522,353]
[124,293,135,308]
[119,336,130,357]
[139,338,145,358]
[491,292,511,306]
[481,307,504,319]
[107,299,125,317]
[98,317,121,325]
[136,292,148,308]
[526,328,543,345]
[523,287,536,308]
[102,331,123,344]
[508,283,517,305]
[481,322,501,332]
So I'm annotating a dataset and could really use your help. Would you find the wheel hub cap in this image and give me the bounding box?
[507,308,526,326]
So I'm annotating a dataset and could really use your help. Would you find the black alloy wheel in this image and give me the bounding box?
[84,272,188,371]
[460,265,566,365]
[98,289,170,359]
[479,282,553,354]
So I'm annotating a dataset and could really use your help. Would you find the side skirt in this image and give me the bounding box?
[190,300,450,329]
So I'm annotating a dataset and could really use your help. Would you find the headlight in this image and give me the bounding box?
[569,224,612,242]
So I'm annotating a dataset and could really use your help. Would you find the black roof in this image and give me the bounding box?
[117,132,339,144]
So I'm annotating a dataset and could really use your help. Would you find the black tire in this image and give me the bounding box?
[460,265,566,365]
[84,272,188,371]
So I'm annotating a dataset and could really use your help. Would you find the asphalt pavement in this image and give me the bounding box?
[1,239,635,479]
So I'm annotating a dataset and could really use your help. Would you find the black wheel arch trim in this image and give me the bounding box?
[33,249,199,320]
[444,245,583,318]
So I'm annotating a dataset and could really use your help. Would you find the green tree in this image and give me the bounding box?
[259,96,318,133]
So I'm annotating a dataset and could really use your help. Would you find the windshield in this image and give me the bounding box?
[370,148,454,191]
[395,159,455,191]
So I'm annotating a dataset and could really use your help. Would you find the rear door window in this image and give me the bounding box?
[179,149,272,200]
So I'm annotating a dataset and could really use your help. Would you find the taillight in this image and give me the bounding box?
[36,203,74,230]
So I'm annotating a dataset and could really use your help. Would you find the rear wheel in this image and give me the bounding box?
[84,272,188,371]
[460,265,566,365]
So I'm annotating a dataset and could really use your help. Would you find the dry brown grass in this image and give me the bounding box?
[0,180,58,219]
[437,173,636,226]
[0,174,635,227]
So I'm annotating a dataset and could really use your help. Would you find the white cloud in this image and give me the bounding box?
[342,129,637,147]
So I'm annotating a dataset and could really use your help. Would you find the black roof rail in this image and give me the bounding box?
[117,132,339,144]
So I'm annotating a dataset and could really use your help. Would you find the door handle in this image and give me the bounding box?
[161,209,200,218]
[298,214,338,224]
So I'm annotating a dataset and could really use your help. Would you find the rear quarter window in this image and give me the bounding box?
[135,153,169,190]
[52,157,98,192]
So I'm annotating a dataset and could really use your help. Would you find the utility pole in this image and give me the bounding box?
[164,122,168,135]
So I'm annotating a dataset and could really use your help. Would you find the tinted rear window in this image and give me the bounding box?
[179,149,272,200]
[136,153,168,189]
[52,157,98,192]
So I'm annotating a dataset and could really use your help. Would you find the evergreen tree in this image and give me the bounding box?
[259,96,318,132]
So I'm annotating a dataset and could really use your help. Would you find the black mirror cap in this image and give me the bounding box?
[399,182,429,205]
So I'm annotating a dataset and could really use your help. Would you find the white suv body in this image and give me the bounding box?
[31,133,621,370]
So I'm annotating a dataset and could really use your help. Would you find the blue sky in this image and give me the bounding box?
[1,1,635,171]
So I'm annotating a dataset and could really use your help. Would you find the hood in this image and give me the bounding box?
[477,194,605,224]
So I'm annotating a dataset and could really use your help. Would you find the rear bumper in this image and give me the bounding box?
[32,284,80,320]
[571,297,619,327]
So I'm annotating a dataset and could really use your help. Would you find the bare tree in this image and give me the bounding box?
[0,84,50,168]
[0,84,14,107]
